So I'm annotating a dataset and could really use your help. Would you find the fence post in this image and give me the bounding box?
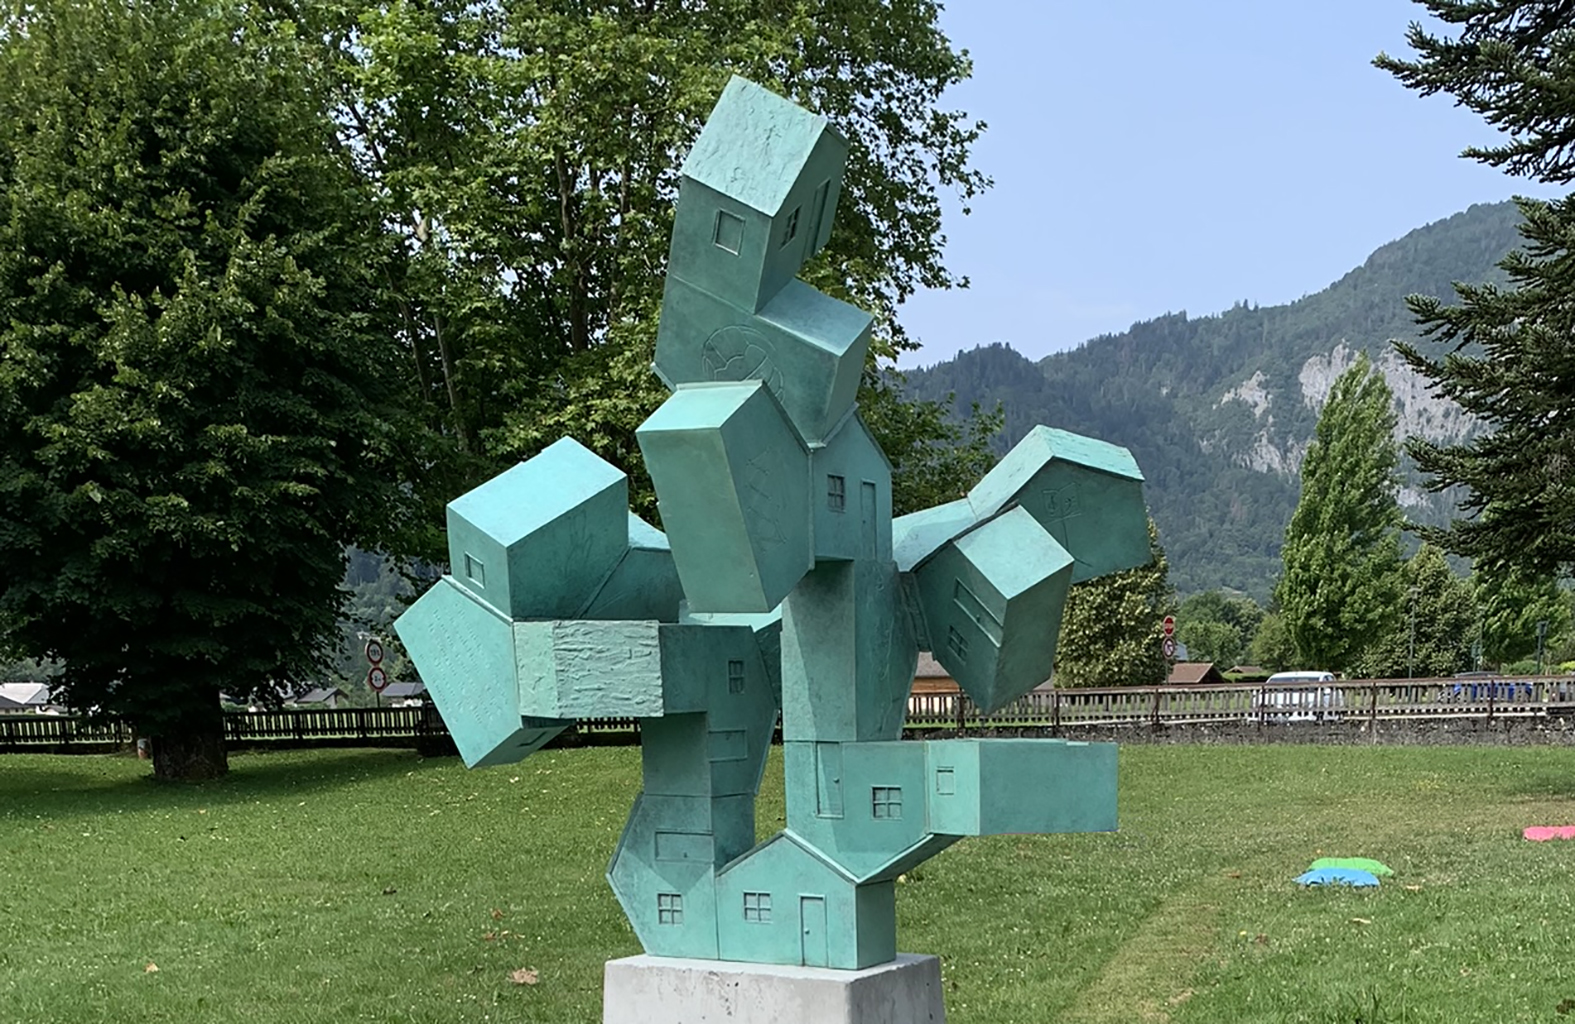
[1257,685,1267,730]
[1487,686,1495,723]
[1150,686,1161,729]
[1368,681,1378,736]
[955,691,966,735]
[1052,688,1061,737]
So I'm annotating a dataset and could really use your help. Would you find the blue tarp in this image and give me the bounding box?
[1296,867,1380,887]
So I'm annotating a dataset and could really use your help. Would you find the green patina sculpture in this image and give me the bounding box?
[395,77,1152,970]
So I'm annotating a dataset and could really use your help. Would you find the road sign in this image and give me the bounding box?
[368,665,389,692]
[1161,636,1178,659]
[365,638,384,665]
[1162,615,1175,637]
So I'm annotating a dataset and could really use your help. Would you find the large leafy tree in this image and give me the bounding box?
[1475,566,1570,667]
[279,0,997,543]
[1376,1,1575,575]
[1053,519,1175,688]
[1175,590,1265,668]
[0,0,408,779]
[1357,544,1477,678]
[1275,353,1405,673]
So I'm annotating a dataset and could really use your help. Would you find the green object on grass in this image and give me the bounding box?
[1309,857,1395,877]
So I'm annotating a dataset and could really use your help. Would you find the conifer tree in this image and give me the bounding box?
[1377,1,1575,574]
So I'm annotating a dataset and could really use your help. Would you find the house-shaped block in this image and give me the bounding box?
[445,437,628,619]
[967,426,1149,583]
[664,75,848,316]
[637,381,812,612]
[923,738,1117,836]
[714,833,896,969]
[810,412,892,562]
[912,507,1076,712]
[580,513,685,621]
[392,578,571,767]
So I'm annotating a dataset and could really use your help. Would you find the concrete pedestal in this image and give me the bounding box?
[603,953,946,1024]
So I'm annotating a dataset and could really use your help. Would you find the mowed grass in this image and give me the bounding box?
[3,745,1575,1024]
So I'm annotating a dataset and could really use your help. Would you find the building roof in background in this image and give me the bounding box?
[1167,662,1226,686]
[291,687,346,705]
[914,652,950,679]
[380,682,426,699]
[0,682,51,706]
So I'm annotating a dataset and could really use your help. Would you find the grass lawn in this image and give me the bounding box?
[3,743,1575,1023]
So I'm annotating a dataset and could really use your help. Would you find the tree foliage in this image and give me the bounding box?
[1475,565,1570,667]
[280,0,997,548]
[1275,353,1405,673]
[1175,591,1264,668]
[1053,519,1175,688]
[0,0,407,778]
[1377,1,1575,575]
[1357,544,1477,678]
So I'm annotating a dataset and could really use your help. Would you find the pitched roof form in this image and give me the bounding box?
[681,76,845,215]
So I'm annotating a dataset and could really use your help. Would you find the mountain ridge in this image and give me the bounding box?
[906,200,1527,599]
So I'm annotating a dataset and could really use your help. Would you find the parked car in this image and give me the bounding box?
[1254,671,1344,723]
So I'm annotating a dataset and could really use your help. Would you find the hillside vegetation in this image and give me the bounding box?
[909,201,1527,597]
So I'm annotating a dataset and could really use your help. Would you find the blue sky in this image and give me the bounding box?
[896,0,1565,368]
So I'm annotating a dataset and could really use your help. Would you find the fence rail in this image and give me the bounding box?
[4,676,1573,751]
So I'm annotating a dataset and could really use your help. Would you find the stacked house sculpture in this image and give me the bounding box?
[396,76,1151,970]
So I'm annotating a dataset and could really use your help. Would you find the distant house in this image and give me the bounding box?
[1167,662,1227,687]
[380,682,427,707]
[0,682,51,713]
[910,653,958,696]
[289,687,348,709]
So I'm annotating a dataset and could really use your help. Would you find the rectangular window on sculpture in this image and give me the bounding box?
[871,786,902,819]
[743,892,772,923]
[727,659,746,694]
[946,625,969,662]
[463,553,485,588]
[713,209,744,254]
[780,206,800,247]
[657,892,683,925]
[827,474,846,512]
[935,767,956,796]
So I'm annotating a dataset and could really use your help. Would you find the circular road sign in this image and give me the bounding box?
[365,638,385,665]
[368,666,389,692]
[1161,637,1178,659]
[1162,615,1176,637]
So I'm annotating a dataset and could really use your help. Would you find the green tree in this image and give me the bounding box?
[1357,544,1477,678]
[0,1,407,779]
[1377,2,1575,576]
[284,0,998,546]
[1053,519,1175,688]
[1476,567,1570,668]
[1246,612,1299,672]
[1176,590,1264,667]
[1275,353,1404,673]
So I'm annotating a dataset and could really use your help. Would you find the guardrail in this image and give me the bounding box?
[4,676,1572,751]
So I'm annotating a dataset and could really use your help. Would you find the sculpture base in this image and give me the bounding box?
[603,953,946,1024]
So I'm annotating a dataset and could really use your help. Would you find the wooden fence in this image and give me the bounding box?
[4,676,1573,752]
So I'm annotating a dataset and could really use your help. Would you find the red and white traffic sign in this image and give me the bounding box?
[365,638,385,665]
[1162,615,1176,637]
[367,666,389,692]
[1161,637,1178,659]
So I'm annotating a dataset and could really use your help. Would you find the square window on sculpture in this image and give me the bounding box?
[827,474,846,513]
[713,209,744,254]
[743,891,772,923]
[657,892,683,925]
[871,785,902,819]
[727,659,746,695]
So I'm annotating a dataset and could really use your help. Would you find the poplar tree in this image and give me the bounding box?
[1275,354,1404,673]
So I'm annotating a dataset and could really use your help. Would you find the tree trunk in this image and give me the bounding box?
[149,700,229,781]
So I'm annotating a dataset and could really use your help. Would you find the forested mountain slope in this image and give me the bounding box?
[907,201,1527,598]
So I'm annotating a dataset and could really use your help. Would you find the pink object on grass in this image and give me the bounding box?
[1523,826,1575,841]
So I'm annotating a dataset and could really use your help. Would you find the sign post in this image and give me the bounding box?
[1161,615,1177,665]
[366,638,388,705]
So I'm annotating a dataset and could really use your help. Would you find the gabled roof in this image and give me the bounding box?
[1167,662,1225,686]
[292,687,346,704]
[380,682,427,699]
[681,76,846,216]
[0,682,50,706]
[914,652,950,679]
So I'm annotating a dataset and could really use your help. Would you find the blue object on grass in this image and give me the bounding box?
[1296,867,1380,887]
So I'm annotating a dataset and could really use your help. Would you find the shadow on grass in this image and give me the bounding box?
[0,746,455,818]
[1501,763,1575,802]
